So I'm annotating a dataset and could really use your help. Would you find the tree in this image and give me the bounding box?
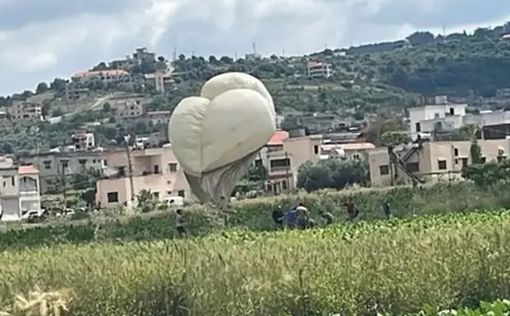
[92,62,108,71]
[102,102,112,113]
[209,55,218,64]
[157,56,165,62]
[406,32,435,46]
[50,78,67,92]
[297,159,369,192]
[36,82,49,94]
[470,141,483,164]
[220,56,233,64]
[463,160,510,187]
[136,189,158,213]
[380,131,412,147]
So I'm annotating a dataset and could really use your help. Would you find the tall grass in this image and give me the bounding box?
[1,182,510,251]
[1,211,510,315]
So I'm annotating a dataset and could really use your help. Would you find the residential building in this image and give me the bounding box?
[133,47,156,64]
[71,131,95,152]
[0,108,7,121]
[145,64,174,93]
[96,146,190,207]
[245,53,262,61]
[112,96,145,119]
[144,111,171,126]
[71,70,130,84]
[20,151,104,194]
[298,113,346,134]
[7,101,43,123]
[368,139,510,186]
[307,61,333,79]
[409,96,467,139]
[0,157,41,222]
[65,83,90,101]
[257,131,322,194]
[320,143,375,160]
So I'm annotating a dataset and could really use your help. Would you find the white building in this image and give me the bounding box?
[71,132,95,151]
[409,96,467,139]
[307,61,333,79]
[0,157,41,222]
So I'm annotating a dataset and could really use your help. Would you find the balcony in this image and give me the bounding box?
[269,166,291,175]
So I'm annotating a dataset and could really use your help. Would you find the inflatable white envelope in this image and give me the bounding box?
[168,72,276,204]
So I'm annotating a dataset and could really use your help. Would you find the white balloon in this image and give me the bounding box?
[168,72,276,181]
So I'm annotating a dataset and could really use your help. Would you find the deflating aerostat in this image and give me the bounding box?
[168,72,276,204]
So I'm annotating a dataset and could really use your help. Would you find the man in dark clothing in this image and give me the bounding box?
[343,197,358,220]
[175,209,186,237]
[272,206,285,229]
[382,200,392,219]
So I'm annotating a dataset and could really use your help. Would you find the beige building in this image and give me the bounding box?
[72,70,130,84]
[307,61,333,79]
[7,102,42,123]
[20,151,104,194]
[369,139,510,186]
[258,131,322,194]
[144,111,171,126]
[113,96,145,119]
[0,157,41,222]
[96,147,190,208]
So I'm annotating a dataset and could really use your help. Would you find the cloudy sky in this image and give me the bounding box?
[1,0,509,96]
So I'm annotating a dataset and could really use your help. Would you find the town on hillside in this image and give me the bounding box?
[2,22,510,221]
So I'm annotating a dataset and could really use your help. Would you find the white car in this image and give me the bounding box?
[21,209,46,220]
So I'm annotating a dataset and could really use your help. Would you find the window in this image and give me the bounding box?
[461,158,468,168]
[169,163,177,172]
[352,153,361,160]
[104,160,108,166]
[154,165,160,174]
[118,166,126,176]
[153,192,160,200]
[449,107,455,115]
[11,177,15,186]
[61,161,69,169]
[480,157,486,164]
[43,161,51,170]
[178,190,185,197]
[379,165,389,175]
[415,123,421,132]
[79,159,87,165]
[314,145,319,154]
[434,113,440,119]
[270,158,290,171]
[438,160,447,170]
[282,180,288,190]
[454,148,459,157]
[107,192,119,203]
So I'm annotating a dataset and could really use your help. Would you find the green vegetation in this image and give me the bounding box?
[2,211,510,315]
[1,182,510,251]
[297,159,369,192]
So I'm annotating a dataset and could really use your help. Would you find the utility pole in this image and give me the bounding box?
[61,161,67,209]
[124,135,135,203]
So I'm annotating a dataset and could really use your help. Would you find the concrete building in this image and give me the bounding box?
[112,96,145,119]
[257,131,322,194]
[133,47,156,64]
[71,131,95,152]
[7,102,43,123]
[307,61,333,79]
[145,67,174,93]
[144,111,171,126]
[72,70,130,84]
[320,143,375,161]
[368,139,510,186]
[20,152,105,194]
[0,157,41,222]
[65,84,90,101]
[96,146,190,207]
[409,96,467,139]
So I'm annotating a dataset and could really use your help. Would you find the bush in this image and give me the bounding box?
[297,159,369,192]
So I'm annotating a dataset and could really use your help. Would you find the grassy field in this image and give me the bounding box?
[1,182,510,252]
[1,211,510,315]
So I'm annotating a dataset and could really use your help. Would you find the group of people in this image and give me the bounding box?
[271,197,393,230]
[175,197,394,236]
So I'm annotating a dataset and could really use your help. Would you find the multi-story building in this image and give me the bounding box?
[71,70,130,84]
[95,146,190,207]
[409,96,467,139]
[133,47,156,64]
[20,151,105,194]
[307,61,333,79]
[0,157,41,221]
[112,96,145,119]
[7,101,43,123]
[65,83,90,101]
[144,111,171,126]
[320,143,375,161]
[368,139,510,186]
[71,131,95,152]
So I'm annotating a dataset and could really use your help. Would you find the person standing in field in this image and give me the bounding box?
[343,197,358,220]
[382,200,392,219]
[175,209,186,237]
[296,205,310,230]
[272,206,285,229]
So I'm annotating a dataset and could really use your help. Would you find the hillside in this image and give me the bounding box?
[2,23,510,154]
